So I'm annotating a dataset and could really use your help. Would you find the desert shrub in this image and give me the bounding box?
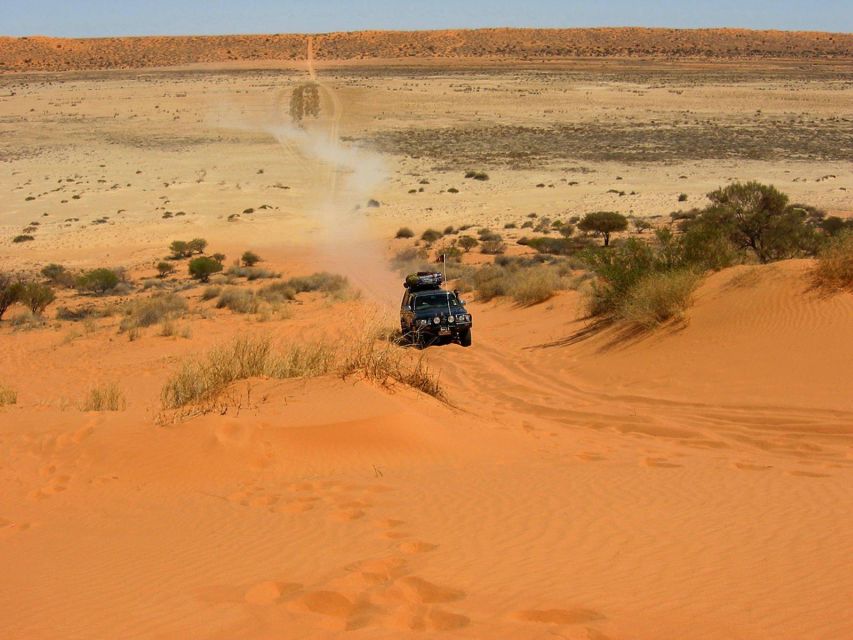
[41,264,75,287]
[480,240,506,255]
[0,384,16,406]
[818,216,853,237]
[395,227,415,239]
[160,335,335,409]
[258,282,297,304]
[241,251,261,267]
[509,266,563,305]
[814,231,853,290]
[201,286,222,301]
[120,293,188,331]
[0,274,23,321]
[227,266,278,280]
[212,253,226,264]
[468,262,567,305]
[285,272,349,295]
[619,270,701,328]
[81,384,126,411]
[189,257,223,282]
[188,238,208,255]
[19,282,55,315]
[340,337,443,400]
[443,225,456,235]
[216,287,260,314]
[632,219,653,234]
[703,181,819,263]
[521,220,534,229]
[558,224,576,238]
[77,268,120,294]
[578,211,628,247]
[421,228,442,243]
[504,222,517,229]
[678,193,688,202]
[584,239,659,316]
[157,261,175,278]
[525,237,577,256]
[678,218,741,270]
[13,235,34,243]
[169,240,192,259]
[458,235,479,252]
[56,304,105,321]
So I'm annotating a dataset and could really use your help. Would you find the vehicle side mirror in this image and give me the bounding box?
[459,299,467,305]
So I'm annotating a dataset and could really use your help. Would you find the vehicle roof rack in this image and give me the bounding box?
[404,271,444,291]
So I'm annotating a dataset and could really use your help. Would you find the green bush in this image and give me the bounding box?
[41,264,75,287]
[703,181,818,263]
[77,268,121,294]
[188,238,208,255]
[578,211,629,247]
[421,228,442,243]
[169,240,192,259]
[241,251,261,267]
[156,261,175,278]
[20,282,55,315]
[0,274,23,321]
[189,257,223,282]
[458,236,479,252]
[395,227,415,239]
[13,235,34,243]
[619,270,701,328]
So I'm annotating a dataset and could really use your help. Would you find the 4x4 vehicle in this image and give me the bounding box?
[400,272,472,347]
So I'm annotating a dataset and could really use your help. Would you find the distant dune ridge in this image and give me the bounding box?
[1,27,852,72]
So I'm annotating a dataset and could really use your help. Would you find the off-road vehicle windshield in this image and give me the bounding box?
[414,292,460,310]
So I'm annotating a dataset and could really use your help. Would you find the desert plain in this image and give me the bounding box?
[0,29,852,639]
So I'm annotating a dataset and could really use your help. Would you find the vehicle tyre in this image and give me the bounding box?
[460,328,472,347]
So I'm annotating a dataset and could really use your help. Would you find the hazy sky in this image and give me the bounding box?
[2,0,850,37]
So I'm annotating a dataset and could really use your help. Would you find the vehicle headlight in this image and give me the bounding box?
[447,315,455,323]
[432,316,441,325]
[457,314,469,322]
[418,319,428,326]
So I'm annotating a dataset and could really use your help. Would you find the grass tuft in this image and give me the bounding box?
[81,384,126,411]
[618,270,701,328]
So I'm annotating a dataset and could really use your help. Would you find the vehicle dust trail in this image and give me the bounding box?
[217,38,398,309]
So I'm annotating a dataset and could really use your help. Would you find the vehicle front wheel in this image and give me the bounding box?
[459,328,472,347]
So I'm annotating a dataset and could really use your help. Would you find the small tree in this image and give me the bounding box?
[77,268,120,294]
[189,257,223,282]
[188,238,208,255]
[20,281,55,315]
[169,240,191,259]
[41,264,75,287]
[578,211,628,247]
[458,235,479,252]
[632,219,653,234]
[0,274,23,321]
[558,224,576,238]
[421,229,442,243]
[156,261,176,278]
[705,181,817,263]
[241,251,261,267]
[212,253,226,264]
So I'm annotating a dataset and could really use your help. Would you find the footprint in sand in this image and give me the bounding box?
[576,452,605,462]
[244,580,301,606]
[391,604,470,631]
[733,462,772,471]
[512,608,604,625]
[787,470,831,478]
[398,540,438,554]
[643,457,683,468]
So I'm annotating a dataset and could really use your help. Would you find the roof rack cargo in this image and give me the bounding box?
[404,271,444,291]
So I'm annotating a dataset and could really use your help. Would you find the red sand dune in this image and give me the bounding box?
[1,258,851,638]
[1,28,852,72]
